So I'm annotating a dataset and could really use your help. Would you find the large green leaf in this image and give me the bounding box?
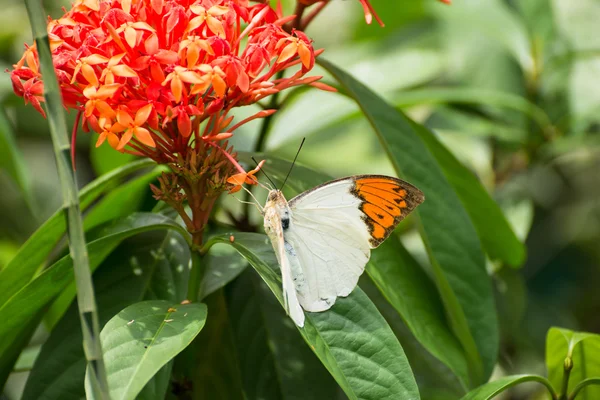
[0,213,188,385]
[227,270,339,400]
[359,275,465,400]
[409,121,525,267]
[320,58,498,384]
[0,159,154,309]
[206,233,420,400]
[22,230,190,400]
[368,236,470,389]
[87,300,207,400]
[546,327,600,400]
[460,375,556,400]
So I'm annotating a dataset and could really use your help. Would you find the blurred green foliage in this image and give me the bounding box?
[2,0,600,399]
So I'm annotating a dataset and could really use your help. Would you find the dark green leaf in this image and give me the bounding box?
[320,58,498,384]
[227,270,339,400]
[207,232,420,400]
[87,300,206,400]
[367,236,470,389]
[0,159,153,309]
[360,275,464,400]
[0,212,189,383]
[460,375,555,400]
[546,327,600,400]
[180,290,245,400]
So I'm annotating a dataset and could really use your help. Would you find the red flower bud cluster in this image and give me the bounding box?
[10,0,324,162]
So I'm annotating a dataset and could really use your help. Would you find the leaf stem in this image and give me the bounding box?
[559,357,574,400]
[569,378,600,400]
[187,251,205,303]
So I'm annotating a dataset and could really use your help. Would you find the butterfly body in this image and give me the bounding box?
[262,175,424,328]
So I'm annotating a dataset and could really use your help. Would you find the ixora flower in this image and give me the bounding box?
[10,0,331,246]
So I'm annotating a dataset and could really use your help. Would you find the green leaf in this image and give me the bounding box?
[227,270,339,400]
[320,58,498,384]
[206,232,420,400]
[460,375,556,400]
[0,108,32,209]
[359,275,465,399]
[0,212,189,385]
[199,227,248,300]
[0,159,153,309]
[87,300,207,400]
[23,230,190,400]
[367,236,470,389]
[546,327,600,400]
[409,121,525,266]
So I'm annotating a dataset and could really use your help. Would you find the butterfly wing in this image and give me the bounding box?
[286,175,424,312]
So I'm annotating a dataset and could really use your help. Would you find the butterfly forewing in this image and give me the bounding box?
[351,176,424,247]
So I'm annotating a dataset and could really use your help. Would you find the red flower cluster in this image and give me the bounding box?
[10,0,324,162]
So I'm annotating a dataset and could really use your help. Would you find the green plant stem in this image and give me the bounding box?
[187,251,205,302]
[24,0,109,398]
[559,357,574,400]
[569,378,600,400]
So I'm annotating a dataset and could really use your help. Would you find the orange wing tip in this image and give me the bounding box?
[351,175,424,247]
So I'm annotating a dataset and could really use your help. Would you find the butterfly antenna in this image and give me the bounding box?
[281,137,305,191]
[251,156,277,190]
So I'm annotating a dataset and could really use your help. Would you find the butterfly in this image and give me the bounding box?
[260,174,424,327]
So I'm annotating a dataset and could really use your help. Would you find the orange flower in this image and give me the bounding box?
[227,160,265,193]
[110,105,155,150]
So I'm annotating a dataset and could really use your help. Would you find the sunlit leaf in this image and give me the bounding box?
[546,327,600,400]
[86,300,206,400]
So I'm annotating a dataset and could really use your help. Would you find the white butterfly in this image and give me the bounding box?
[259,175,425,327]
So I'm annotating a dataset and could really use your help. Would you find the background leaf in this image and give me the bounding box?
[0,108,32,209]
[319,58,498,384]
[409,121,525,266]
